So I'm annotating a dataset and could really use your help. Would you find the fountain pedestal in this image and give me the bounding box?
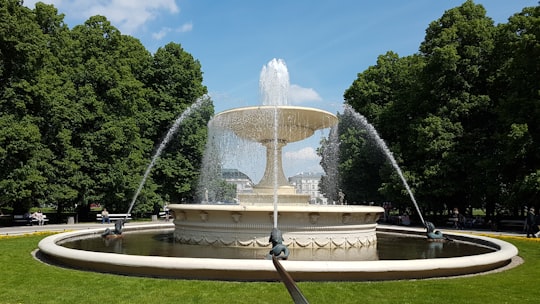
[170,204,383,248]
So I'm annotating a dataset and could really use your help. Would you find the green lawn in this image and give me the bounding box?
[1,233,539,304]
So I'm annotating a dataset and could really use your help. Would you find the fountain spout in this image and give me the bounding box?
[268,227,289,260]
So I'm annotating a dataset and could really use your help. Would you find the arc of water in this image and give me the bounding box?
[344,105,425,225]
[126,97,206,217]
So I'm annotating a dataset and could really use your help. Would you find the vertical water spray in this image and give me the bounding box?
[344,105,425,225]
[126,97,206,216]
[260,58,290,227]
[260,58,290,106]
[272,106,279,228]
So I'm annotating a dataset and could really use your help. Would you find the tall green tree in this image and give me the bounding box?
[145,43,211,205]
[344,52,425,207]
[490,5,540,212]
[341,1,505,218]
[0,2,213,217]
[417,0,497,214]
[0,0,55,213]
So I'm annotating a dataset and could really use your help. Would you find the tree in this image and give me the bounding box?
[341,1,503,218]
[143,43,211,206]
[342,52,425,208]
[490,5,540,212]
[0,3,214,218]
[415,0,497,214]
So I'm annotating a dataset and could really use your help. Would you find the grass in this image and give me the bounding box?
[1,233,539,304]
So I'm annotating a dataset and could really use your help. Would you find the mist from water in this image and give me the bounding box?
[260,58,290,106]
[320,125,341,204]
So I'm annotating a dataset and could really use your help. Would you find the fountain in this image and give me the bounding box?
[37,59,518,281]
[169,58,383,250]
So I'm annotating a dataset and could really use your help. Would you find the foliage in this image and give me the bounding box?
[337,0,540,218]
[0,1,211,216]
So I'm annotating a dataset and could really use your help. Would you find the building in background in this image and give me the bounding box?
[222,169,329,205]
[288,172,328,204]
[222,168,253,196]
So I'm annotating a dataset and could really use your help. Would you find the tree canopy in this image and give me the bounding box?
[324,0,540,219]
[0,0,213,216]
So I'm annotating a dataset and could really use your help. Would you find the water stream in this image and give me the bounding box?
[126,97,207,216]
[344,105,425,225]
[260,59,290,228]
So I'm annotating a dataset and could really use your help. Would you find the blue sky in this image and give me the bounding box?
[24,0,538,181]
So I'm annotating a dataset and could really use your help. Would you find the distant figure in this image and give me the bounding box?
[525,207,537,238]
[338,190,345,205]
[164,203,170,221]
[32,210,44,226]
[452,208,461,229]
[268,228,289,260]
[401,214,411,226]
[101,208,110,224]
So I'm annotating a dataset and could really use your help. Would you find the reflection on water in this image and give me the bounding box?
[61,230,493,261]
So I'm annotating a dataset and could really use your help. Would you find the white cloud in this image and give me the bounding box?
[151,22,192,40]
[284,147,320,161]
[152,27,171,40]
[283,146,324,176]
[176,22,193,33]
[24,0,180,35]
[288,84,322,105]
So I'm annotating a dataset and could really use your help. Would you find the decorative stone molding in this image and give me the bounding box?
[342,213,351,224]
[176,211,186,221]
[199,211,208,222]
[170,204,384,249]
[309,212,320,224]
[231,212,242,223]
[172,233,377,248]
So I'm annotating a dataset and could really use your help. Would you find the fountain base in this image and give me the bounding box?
[170,204,383,248]
[37,224,519,281]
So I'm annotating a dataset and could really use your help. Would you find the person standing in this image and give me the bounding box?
[525,207,537,238]
[101,208,110,224]
[164,203,170,221]
[452,208,461,229]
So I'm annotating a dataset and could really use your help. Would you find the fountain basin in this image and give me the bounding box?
[37,223,518,281]
[169,204,383,248]
[212,106,338,144]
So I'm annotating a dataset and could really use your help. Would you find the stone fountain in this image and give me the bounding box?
[168,59,384,250]
[37,59,518,282]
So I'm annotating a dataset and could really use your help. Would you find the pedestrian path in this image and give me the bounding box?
[0,221,168,236]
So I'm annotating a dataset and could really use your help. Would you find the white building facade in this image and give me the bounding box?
[288,172,328,204]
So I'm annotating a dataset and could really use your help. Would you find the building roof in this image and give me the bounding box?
[222,168,252,181]
[289,172,324,179]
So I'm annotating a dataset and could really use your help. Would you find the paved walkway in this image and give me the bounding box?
[0,221,171,236]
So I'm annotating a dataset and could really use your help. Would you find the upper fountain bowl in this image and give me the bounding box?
[212,105,338,144]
